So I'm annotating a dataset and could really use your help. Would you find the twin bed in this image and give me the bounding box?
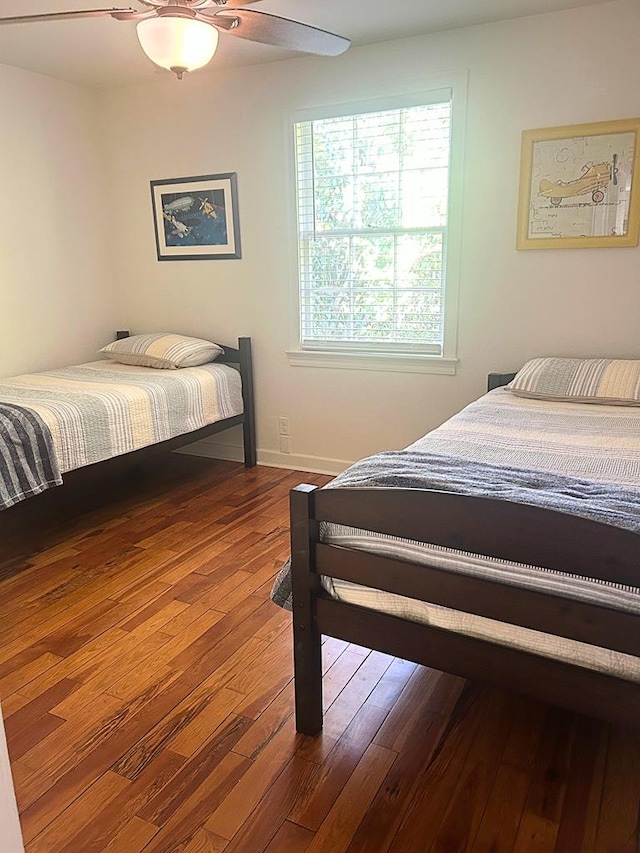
[0,334,255,511]
[273,360,640,731]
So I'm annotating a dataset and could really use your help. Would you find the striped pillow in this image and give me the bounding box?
[100,333,223,370]
[508,358,640,405]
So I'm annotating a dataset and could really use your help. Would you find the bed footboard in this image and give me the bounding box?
[289,484,640,733]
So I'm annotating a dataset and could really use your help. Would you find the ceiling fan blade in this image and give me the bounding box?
[0,8,136,25]
[110,9,156,20]
[203,8,350,56]
[200,13,236,31]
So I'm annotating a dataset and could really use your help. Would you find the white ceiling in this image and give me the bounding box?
[0,0,610,88]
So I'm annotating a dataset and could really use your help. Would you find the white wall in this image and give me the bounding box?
[0,64,115,377]
[0,708,24,853]
[100,0,640,472]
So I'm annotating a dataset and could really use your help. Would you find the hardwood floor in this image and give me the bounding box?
[0,455,638,852]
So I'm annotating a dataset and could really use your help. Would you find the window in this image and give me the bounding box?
[290,86,462,373]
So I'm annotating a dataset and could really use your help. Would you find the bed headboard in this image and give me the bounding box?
[487,372,517,392]
[216,339,248,365]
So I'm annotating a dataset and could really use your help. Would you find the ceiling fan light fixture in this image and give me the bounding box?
[136,15,219,79]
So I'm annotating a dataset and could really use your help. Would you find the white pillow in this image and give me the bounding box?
[508,357,640,405]
[100,333,223,370]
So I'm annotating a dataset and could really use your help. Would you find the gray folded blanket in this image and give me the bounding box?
[0,402,62,511]
[271,450,640,610]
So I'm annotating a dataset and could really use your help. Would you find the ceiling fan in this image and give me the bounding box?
[0,0,351,79]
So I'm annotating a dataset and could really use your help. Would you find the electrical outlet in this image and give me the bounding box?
[279,434,291,454]
[278,417,290,436]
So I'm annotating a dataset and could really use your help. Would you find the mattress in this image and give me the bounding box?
[0,360,243,473]
[322,388,640,682]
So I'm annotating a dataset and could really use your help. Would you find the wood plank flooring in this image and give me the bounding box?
[0,455,638,852]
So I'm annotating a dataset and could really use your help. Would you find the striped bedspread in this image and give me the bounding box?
[320,389,640,611]
[411,387,640,485]
[0,361,243,474]
[0,403,61,509]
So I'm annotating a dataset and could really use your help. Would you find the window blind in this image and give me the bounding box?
[294,97,452,354]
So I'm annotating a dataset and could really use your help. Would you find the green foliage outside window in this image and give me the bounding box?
[296,101,451,350]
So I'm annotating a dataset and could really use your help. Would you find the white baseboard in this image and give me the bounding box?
[256,449,351,476]
[175,440,351,476]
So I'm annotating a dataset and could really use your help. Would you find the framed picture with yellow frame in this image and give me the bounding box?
[516,117,640,249]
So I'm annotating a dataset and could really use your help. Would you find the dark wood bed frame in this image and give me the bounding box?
[0,334,256,563]
[290,373,640,734]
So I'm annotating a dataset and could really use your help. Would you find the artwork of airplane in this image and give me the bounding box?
[538,155,618,207]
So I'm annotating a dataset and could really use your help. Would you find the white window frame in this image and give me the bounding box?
[286,71,467,375]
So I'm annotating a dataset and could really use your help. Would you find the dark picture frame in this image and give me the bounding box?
[150,172,241,261]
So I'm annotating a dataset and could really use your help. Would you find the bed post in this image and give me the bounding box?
[238,337,256,468]
[487,372,517,391]
[290,484,323,735]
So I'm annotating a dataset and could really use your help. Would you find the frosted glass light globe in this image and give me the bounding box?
[137,16,219,78]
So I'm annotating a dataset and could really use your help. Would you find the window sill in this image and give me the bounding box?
[285,350,458,375]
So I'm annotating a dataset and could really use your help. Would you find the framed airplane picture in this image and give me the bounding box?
[150,172,242,261]
[516,118,640,249]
